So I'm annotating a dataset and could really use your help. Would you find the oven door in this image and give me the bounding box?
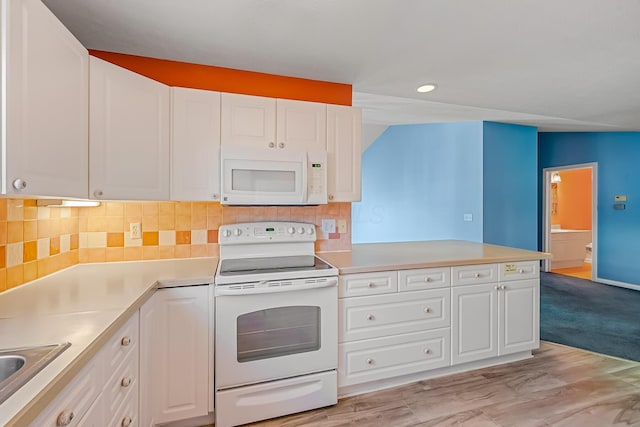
[215,277,338,389]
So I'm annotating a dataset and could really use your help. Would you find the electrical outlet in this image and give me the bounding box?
[337,219,348,234]
[321,219,336,234]
[463,213,473,222]
[130,222,141,239]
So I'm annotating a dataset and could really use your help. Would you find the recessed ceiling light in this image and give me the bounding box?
[417,84,437,93]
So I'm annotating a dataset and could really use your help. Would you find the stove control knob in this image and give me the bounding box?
[306,227,314,235]
[287,227,295,234]
[297,226,305,234]
[233,228,243,237]
[222,229,231,238]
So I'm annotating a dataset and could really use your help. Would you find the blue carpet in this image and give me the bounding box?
[540,272,640,362]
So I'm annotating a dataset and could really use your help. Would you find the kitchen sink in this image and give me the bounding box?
[0,343,71,405]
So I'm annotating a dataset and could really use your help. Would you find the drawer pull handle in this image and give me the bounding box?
[121,336,132,346]
[501,285,507,290]
[518,269,525,274]
[495,285,500,290]
[268,142,275,148]
[279,142,285,148]
[424,348,432,355]
[56,410,74,426]
[474,273,481,278]
[366,314,375,321]
[366,358,374,365]
[121,416,132,427]
[367,282,375,288]
[424,277,432,283]
[423,307,432,314]
[121,376,132,387]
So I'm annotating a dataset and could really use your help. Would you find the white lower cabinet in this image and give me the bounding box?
[31,312,139,427]
[139,285,212,426]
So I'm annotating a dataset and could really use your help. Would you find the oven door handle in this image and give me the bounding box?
[215,278,338,295]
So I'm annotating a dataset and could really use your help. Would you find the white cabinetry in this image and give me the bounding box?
[451,262,539,365]
[327,105,361,202]
[140,285,211,426]
[221,93,326,151]
[1,0,88,198]
[171,87,221,201]
[31,312,139,427]
[89,56,170,200]
[550,229,591,269]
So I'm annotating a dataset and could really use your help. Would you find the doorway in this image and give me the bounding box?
[542,163,597,281]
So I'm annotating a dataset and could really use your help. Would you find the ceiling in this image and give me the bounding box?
[42,0,640,132]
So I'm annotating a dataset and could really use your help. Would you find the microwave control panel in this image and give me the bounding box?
[307,150,327,204]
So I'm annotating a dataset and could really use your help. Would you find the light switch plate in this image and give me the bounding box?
[321,219,336,234]
[337,219,347,234]
[463,213,473,222]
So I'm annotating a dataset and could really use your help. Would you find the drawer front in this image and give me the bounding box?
[398,267,450,292]
[77,393,105,427]
[339,289,450,342]
[339,271,398,298]
[451,264,498,286]
[108,386,139,427]
[30,351,104,427]
[104,312,139,376]
[339,329,450,387]
[104,346,139,419]
[498,261,539,282]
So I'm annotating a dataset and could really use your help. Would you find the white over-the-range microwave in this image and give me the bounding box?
[220,146,328,205]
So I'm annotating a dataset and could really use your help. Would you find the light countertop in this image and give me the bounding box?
[0,257,217,427]
[319,240,551,275]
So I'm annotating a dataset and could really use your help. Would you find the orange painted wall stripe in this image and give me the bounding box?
[557,168,592,230]
[89,50,352,106]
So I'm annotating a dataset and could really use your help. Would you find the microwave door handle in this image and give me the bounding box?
[215,278,338,296]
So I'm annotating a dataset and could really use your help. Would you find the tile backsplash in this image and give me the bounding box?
[0,199,351,292]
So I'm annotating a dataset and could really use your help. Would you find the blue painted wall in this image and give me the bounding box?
[483,122,538,250]
[539,132,640,285]
[352,122,484,243]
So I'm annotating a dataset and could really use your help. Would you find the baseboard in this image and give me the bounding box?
[595,277,640,292]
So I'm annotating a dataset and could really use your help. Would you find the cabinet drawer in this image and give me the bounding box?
[108,386,139,427]
[398,267,450,292]
[104,346,139,419]
[339,289,450,342]
[339,329,450,387]
[104,312,139,376]
[30,351,104,427]
[451,264,498,286]
[339,271,397,298]
[498,261,539,282]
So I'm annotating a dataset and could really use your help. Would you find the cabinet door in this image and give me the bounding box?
[89,57,170,200]
[452,283,498,365]
[499,279,539,355]
[327,105,361,202]
[5,0,88,198]
[276,99,326,151]
[154,286,210,424]
[171,87,221,201]
[220,93,276,149]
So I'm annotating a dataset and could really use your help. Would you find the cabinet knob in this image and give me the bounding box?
[495,285,500,290]
[56,410,74,426]
[366,358,374,365]
[424,348,432,355]
[501,285,507,290]
[121,336,131,346]
[423,307,432,314]
[268,142,275,148]
[366,314,375,321]
[279,142,285,148]
[424,277,432,283]
[367,282,375,288]
[121,416,132,427]
[93,189,103,198]
[518,269,525,274]
[474,273,480,278]
[328,194,334,200]
[212,193,219,200]
[12,178,27,190]
[121,376,132,387]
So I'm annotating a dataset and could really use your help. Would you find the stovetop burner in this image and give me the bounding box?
[218,255,333,277]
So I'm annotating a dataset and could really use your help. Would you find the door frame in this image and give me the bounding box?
[542,163,598,280]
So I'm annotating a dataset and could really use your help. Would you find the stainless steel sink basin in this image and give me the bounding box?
[0,343,71,405]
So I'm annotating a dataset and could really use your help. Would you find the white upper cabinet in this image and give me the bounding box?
[221,93,326,151]
[90,57,170,200]
[171,87,221,201]
[327,105,362,202]
[2,0,88,198]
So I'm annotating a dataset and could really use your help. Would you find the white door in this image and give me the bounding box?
[276,99,326,151]
[4,0,88,198]
[499,279,539,355]
[154,286,210,425]
[327,105,362,202]
[171,87,221,201]
[89,57,170,200]
[220,93,276,149]
[452,283,498,365]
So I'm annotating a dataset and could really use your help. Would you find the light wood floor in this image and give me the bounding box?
[248,342,640,427]
[552,263,593,280]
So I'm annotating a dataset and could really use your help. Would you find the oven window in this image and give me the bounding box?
[236,306,320,363]
[232,169,296,192]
